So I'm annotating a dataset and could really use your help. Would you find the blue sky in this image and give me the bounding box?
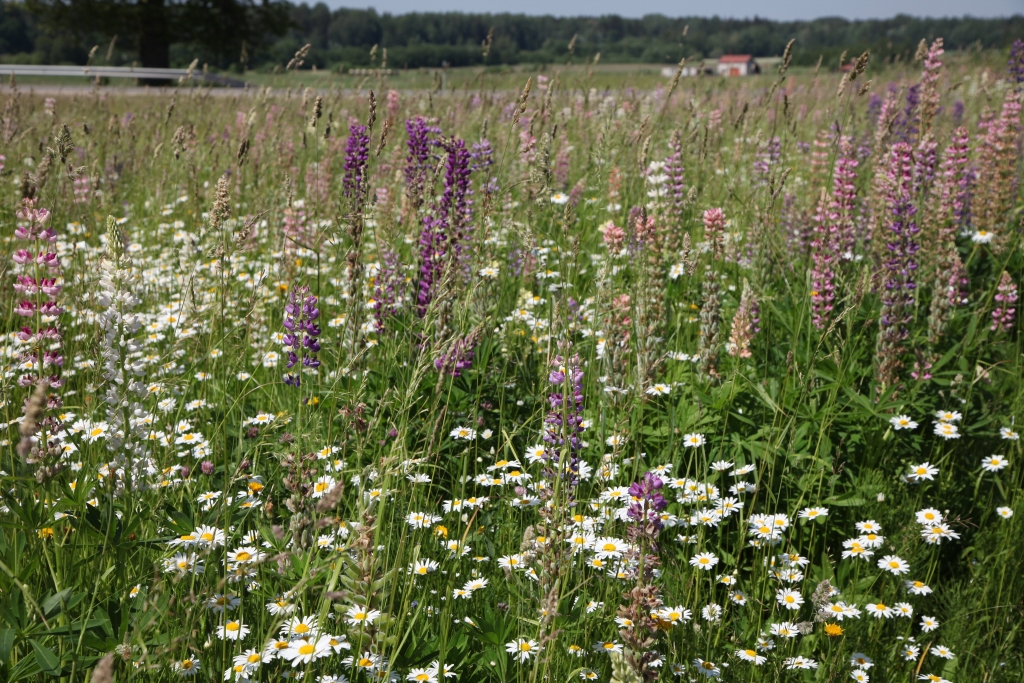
[319,0,1021,20]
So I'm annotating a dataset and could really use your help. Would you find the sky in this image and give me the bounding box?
[320,0,1022,20]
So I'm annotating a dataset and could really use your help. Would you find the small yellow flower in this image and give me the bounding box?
[434,525,449,539]
[824,623,843,637]
[38,527,54,539]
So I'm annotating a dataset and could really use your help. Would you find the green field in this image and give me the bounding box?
[1,41,1023,683]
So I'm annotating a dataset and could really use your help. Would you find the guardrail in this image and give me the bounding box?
[0,65,246,87]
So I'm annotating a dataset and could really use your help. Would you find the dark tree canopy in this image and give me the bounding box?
[20,0,289,70]
[2,2,1022,70]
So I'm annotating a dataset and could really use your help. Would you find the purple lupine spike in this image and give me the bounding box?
[373,246,404,333]
[810,189,838,330]
[470,139,493,173]
[434,331,480,377]
[876,143,919,390]
[832,137,860,259]
[342,124,370,206]
[283,285,321,386]
[626,472,668,534]
[415,137,473,316]
[991,272,1018,333]
[894,84,921,144]
[664,131,686,232]
[404,116,437,207]
[542,352,585,487]
[1008,39,1024,88]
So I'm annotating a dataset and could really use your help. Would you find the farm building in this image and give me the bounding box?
[716,55,761,76]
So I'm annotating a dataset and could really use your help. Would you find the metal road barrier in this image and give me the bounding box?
[0,65,246,87]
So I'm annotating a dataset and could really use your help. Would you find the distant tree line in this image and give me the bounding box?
[1,1,1022,71]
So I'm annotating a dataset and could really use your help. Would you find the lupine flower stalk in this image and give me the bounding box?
[975,91,1022,247]
[662,131,686,251]
[809,188,838,329]
[416,137,473,315]
[991,271,1018,333]
[342,124,370,208]
[435,329,482,377]
[728,279,760,358]
[543,352,585,486]
[372,245,404,333]
[283,285,321,387]
[97,217,149,487]
[918,38,944,137]
[875,143,919,392]
[698,208,725,379]
[926,128,971,345]
[1008,39,1024,88]
[404,116,434,210]
[832,136,860,259]
[13,197,65,478]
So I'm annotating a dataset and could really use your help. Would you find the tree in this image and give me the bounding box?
[25,0,289,71]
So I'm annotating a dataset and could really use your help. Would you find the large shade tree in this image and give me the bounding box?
[25,0,289,70]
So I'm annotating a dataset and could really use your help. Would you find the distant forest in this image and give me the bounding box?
[2,1,1023,71]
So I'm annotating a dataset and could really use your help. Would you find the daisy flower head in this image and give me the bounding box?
[907,462,938,482]
[280,638,331,667]
[915,508,942,525]
[890,415,918,430]
[689,552,719,571]
[855,520,881,534]
[735,648,766,665]
[934,410,962,423]
[981,455,1009,472]
[776,588,804,610]
[692,659,720,678]
[865,602,894,619]
[1000,426,1019,440]
[345,605,381,627]
[217,620,250,641]
[997,506,1014,519]
[282,616,319,639]
[593,641,623,654]
[799,506,829,520]
[407,668,438,683]
[878,555,910,575]
[173,657,201,677]
[920,615,940,632]
[505,638,542,662]
[933,422,960,440]
[645,383,671,396]
[851,670,870,683]
[770,622,799,638]
[850,653,873,669]
[783,656,818,670]
[683,433,706,448]
[449,426,476,440]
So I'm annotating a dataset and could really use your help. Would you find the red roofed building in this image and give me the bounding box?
[716,55,760,76]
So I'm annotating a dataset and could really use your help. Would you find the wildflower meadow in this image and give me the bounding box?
[3,40,1024,683]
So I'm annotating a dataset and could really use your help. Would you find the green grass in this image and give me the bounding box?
[0,45,1023,683]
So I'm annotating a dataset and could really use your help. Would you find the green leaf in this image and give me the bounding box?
[824,490,868,507]
[0,628,15,662]
[41,589,72,617]
[28,639,61,676]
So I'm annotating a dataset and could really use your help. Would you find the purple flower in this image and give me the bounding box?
[282,285,322,387]
[876,142,919,390]
[626,472,668,533]
[342,124,370,207]
[416,136,473,316]
[1008,39,1024,88]
[542,353,585,486]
